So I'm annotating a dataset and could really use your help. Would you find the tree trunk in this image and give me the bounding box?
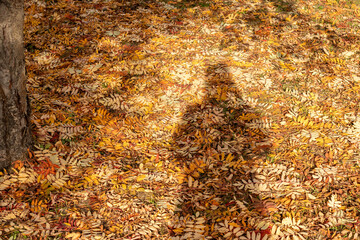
[0,0,31,170]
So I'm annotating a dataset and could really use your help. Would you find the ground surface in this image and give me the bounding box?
[1,0,360,239]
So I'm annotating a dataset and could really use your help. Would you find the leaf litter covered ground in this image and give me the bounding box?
[1,0,360,239]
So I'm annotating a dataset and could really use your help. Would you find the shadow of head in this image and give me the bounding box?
[204,62,233,87]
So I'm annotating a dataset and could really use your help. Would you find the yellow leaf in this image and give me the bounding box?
[192,171,200,178]
[226,154,234,162]
[114,144,122,150]
[156,161,163,168]
[308,120,314,127]
[229,222,241,228]
[92,177,99,185]
[303,119,309,126]
[65,232,81,239]
[173,228,184,233]
[37,174,42,183]
[202,10,212,15]
[177,174,186,184]
[137,175,146,181]
[84,176,92,183]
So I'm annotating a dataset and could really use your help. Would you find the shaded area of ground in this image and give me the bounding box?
[171,62,273,239]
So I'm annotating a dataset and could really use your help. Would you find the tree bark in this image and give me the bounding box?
[0,0,32,170]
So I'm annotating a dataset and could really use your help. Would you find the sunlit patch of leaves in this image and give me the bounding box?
[0,0,360,239]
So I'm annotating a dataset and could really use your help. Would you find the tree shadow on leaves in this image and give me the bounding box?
[170,61,274,239]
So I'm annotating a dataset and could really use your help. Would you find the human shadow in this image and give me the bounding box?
[170,61,274,239]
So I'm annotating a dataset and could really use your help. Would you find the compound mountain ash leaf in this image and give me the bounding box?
[1,0,360,239]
